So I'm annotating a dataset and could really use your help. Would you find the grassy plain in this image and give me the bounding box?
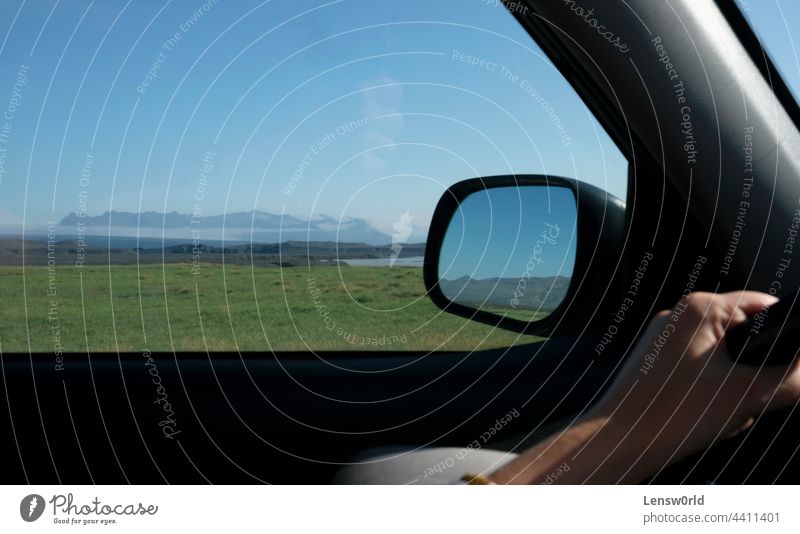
[0,264,534,353]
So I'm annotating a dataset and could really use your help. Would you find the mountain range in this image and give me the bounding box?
[58,210,396,245]
[439,275,571,312]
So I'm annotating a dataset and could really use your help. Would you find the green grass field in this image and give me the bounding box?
[0,264,535,353]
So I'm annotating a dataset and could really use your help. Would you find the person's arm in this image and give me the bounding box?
[489,291,800,484]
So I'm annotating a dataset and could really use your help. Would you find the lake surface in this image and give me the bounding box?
[340,256,424,267]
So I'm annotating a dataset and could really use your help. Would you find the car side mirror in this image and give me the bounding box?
[424,175,626,336]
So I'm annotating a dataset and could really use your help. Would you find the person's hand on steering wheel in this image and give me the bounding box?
[488,291,800,484]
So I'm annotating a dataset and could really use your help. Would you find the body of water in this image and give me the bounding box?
[339,256,424,267]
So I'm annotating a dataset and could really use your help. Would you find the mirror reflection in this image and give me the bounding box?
[438,185,577,322]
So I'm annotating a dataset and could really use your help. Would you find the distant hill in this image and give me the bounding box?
[156,240,425,256]
[0,239,426,267]
[57,210,393,245]
[439,275,570,312]
[0,239,48,264]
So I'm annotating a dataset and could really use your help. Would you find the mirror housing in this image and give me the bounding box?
[424,175,626,336]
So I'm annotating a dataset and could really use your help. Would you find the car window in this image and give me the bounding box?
[0,0,627,353]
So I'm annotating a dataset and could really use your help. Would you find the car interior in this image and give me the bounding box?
[2,0,800,485]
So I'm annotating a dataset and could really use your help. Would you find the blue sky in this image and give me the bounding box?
[737,0,800,102]
[0,0,797,239]
[439,185,576,280]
